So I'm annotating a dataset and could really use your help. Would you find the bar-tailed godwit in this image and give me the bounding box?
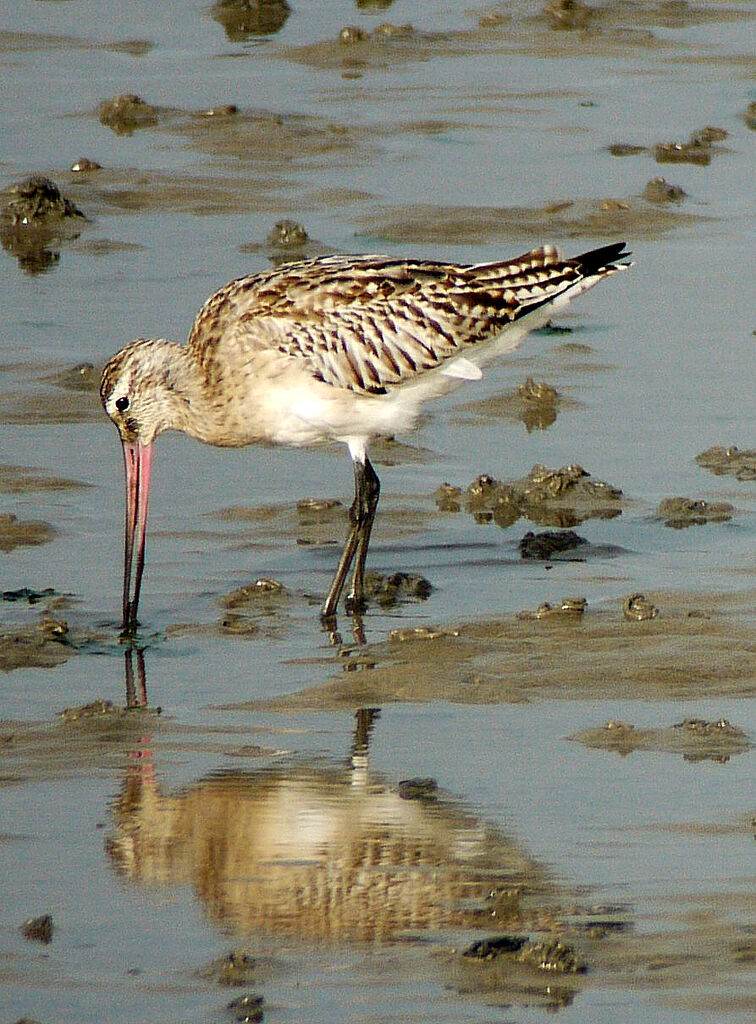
[100,242,631,631]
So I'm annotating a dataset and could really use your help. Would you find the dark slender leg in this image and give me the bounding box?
[320,455,381,620]
[346,457,380,614]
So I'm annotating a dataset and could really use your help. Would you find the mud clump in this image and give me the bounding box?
[241,222,329,265]
[654,126,728,165]
[196,104,238,119]
[266,219,308,249]
[0,626,71,672]
[398,777,438,801]
[657,496,734,527]
[643,176,686,203]
[0,176,87,273]
[0,464,89,494]
[226,993,264,1021]
[434,483,462,512]
[518,597,587,620]
[570,717,750,762]
[462,464,623,529]
[543,0,594,31]
[296,497,343,517]
[220,579,286,608]
[363,571,432,607]
[608,127,728,167]
[608,142,647,157]
[70,157,102,173]
[519,529,586,560]
[20,913,54,944]
[211,0,291,41]
[219,578,288,634]
[97,94,161,134]
[339,25,369,44]
[45,361,100,393]
[200,949,273,987]
[518,938,587,973]
[59,699,121,723]
[463,933,586,973]
[696,445,756,481]
[339,22,414,44]
[516,377,560,431]
[623,593,659,620]
[1,176,85,224]
[463,934,528,959]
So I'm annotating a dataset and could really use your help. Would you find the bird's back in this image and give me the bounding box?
[185,244,631,403]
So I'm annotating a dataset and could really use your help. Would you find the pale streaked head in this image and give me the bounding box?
[100,338,186,447]
[100,338,182,635]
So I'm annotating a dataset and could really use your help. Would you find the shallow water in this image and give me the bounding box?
[1,1,755,1021]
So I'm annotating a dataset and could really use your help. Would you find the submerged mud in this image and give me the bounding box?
[355,194,709,245]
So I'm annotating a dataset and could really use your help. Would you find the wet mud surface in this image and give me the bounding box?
[249,589,756,710]
[1,0,755,1021]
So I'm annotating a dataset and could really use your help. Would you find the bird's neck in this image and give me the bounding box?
[147,343,219,445]
[154,341,253,448]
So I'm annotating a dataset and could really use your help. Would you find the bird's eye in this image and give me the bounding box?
[115,396,130,412]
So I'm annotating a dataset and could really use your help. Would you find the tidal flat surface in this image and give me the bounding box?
[1,1,754,1021]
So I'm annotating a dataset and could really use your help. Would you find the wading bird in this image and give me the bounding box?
[100,242,631,632]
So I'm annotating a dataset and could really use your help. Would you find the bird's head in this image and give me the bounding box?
[100,338,192,634]
[100,338,187,447]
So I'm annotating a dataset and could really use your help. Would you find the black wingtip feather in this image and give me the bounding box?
[576,241,632,274]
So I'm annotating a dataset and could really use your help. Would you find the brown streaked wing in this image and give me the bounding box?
[187,250,590,395]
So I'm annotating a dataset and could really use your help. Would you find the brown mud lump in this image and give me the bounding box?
[695,445,756,481]
[267,219,309,248]
[518,377,559,405]
[518,597,587,620]
[398,777,438,800]
[519,529,586,559]
[363,571,432,606]
[70,158,101,173]
[463,934,528,959]
[643,176,686,202]
[623,593,659,620]
[339,25,369,43]
[20,914,54,944]
[653,127,726,165]
[212,0,291,41]
[1,176,85,225]
[544,0,594,30]
[97,94,160,134]
[226,993,264,1021]
[657,496,733,527]
[518,938,587,973]
[434,482,462,512]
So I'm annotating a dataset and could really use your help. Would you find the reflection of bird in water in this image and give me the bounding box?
[106,720,546,943]
[100,244,631,632]
[124,646,147,708]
